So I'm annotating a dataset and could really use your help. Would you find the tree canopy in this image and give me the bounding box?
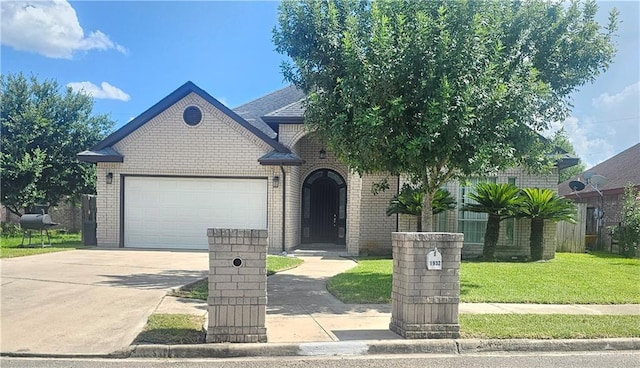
[273,0,618,230]
[1,73,113,216]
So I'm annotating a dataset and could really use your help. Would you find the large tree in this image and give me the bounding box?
[274,0,618,231]
[1,73,113,216]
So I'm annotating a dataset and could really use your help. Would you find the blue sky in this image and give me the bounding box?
[1,1,638,169]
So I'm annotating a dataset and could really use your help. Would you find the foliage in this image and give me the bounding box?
[327,252,640,304]
[609,184,640,257]
[0,73,113,216]
[274,0,618,230]
[462,182,521,260]
[385,185,456,231]
[518,188,577,260]
[550,129,586,183]
[1,222,22,237]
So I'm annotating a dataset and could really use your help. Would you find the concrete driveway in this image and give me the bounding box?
[0,248,208,355]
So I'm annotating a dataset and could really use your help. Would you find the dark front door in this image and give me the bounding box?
[302,169,346,244]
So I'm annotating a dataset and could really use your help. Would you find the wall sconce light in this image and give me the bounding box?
[273,175,280,188]
[106,172,114,185]
[319,148,327,160]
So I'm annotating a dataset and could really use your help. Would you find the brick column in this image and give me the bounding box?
[390,232,463,339]
[206,229,267,343]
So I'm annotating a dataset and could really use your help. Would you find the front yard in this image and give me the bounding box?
[327,252,640,304]
[0,232,84,258]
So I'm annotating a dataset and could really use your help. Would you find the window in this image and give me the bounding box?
[458,177,496,245]
[183,106,203,126]
[504,177,517,245]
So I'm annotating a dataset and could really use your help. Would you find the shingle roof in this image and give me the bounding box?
[558,143,640,197]
[232,85,306,139]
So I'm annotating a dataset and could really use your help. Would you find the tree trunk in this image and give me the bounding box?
[530,218,545,261]
[483,214,501,260]
[421,190,434,232]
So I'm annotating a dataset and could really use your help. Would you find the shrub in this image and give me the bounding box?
[610,184,640,258]
[1,222,21,237]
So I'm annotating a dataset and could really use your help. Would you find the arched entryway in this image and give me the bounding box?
[301,169,347,245]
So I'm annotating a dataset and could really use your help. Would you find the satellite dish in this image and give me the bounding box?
[583,172,595,181]
[569,181,585,192]
[590,174,607,188]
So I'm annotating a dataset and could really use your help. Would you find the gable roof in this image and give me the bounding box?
[559,142,640,197]
[232,85,306,139]
[79,81,304,164]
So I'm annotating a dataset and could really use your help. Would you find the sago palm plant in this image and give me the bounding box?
[461,182,521,260]
[386,184,456,232]
[518,188,576,261]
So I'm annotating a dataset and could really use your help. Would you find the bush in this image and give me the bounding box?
[1,222,21,237]
[610,184,640,258]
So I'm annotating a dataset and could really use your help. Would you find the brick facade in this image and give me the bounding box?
[93,89,561,258]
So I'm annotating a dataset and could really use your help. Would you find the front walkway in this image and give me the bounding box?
[158,251,640,343]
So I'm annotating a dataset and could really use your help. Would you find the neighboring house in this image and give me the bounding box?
[558,143,640,252]
[79,81,574,258]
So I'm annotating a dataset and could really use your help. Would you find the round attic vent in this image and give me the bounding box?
[183,106,202,126]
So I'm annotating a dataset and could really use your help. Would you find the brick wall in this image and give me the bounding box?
[358,174,398,255]
[96,93,277,248]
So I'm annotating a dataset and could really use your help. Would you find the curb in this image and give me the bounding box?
[4,338,639,359]
[127,338,640,359]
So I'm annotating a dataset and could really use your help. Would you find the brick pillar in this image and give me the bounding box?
[390,232,463,339]
[206,229,267,343]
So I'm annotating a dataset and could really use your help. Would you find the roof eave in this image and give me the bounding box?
[261,116,305,124]
[557,156,580,170]
[258,158,305,166]
[77,150,124,163]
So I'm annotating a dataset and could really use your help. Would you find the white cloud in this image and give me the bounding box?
[0,1,126,59]
[546,117,615,169]
[592,81,640,109]
[67,81,130,101]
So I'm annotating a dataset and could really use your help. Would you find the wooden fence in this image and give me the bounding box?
[556,202,587,253]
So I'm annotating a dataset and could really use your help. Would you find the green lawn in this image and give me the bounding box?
[460,314,640,339]
[134,314,205,344]
[171,255,304,300]
[327,252,640,304]
[0,232,84,258]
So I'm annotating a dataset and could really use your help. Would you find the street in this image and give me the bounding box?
[2,351,639,368]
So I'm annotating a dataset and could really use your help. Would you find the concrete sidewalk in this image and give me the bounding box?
[155,252,640,344]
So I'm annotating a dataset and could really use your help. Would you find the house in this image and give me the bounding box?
[558,143,640,251]
[79,81,573,258]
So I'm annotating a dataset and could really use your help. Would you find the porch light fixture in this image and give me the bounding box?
[273,175,280,188]
[106,172,113,185]
[319,148,327,160]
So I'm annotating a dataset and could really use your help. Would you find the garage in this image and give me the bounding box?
[123,176,268,249]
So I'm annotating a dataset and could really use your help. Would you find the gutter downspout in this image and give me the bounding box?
[280,165,286,254]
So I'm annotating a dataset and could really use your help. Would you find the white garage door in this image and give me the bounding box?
[124,176,268,249]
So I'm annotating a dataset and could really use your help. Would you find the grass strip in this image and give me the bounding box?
[134,314,205,344]
[0,233,83,258]
[327,252,640,304]
[171,255,304,300]
[460,314,640,339]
